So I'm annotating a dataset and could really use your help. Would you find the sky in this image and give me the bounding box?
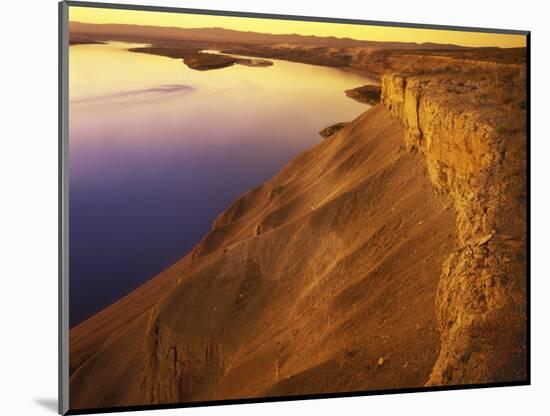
[69,6,526,48]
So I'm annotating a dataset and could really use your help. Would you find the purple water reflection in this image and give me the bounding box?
[69,42,374,327]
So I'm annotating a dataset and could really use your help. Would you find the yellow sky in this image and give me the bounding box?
[69,6,526,48]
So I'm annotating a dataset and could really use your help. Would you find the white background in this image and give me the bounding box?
[1,0,547,414]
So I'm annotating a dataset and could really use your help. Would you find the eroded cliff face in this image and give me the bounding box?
[381,63,527,385]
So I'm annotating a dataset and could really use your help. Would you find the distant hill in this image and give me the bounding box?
[69,21,471,49]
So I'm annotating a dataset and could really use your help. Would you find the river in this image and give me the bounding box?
[69,41,376,327]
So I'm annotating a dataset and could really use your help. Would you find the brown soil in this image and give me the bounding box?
[70,105,459,408]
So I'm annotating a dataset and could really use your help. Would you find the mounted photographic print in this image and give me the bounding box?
[58,1,530,414]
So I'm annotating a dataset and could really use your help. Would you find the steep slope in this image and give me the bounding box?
[70,105,458,409]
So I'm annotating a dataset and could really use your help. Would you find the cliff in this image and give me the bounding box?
[381,61,527,384]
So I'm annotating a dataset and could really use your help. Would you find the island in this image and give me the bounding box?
[129,46,273,71]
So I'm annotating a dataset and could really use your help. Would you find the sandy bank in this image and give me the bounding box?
[70,103,459,408]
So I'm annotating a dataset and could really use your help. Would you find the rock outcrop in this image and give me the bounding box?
[318,122,349,138]
[345,85,381,105]
[380,62,527,385]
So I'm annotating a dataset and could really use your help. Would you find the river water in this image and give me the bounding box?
[69,41,375,326]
